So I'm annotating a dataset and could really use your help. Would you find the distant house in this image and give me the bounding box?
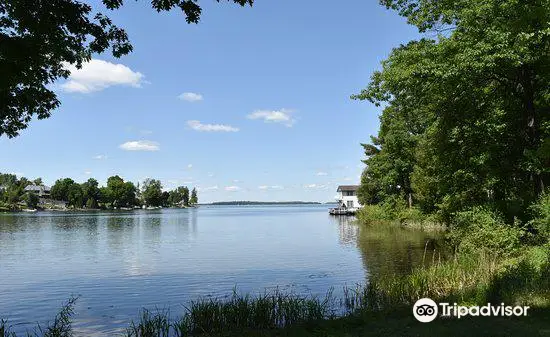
[335,185,361,209]
[24,184,51,198]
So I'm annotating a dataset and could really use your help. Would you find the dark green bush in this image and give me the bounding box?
[449,207,524,257]
[529,192,550,242]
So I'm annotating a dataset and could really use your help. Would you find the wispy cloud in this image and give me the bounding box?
[304,184,328,189]
[178,92,203,102]
[200,185,219,192]
[84,170,92,175]
[93,154,107,160]
[246,108,296,127]
[61,59,145,93]
[119,140,160,152]
[187,120,239,132]
[187,164,193,169]
[316,172,328,176]
[258,185,284,190]
[225,186,241,192]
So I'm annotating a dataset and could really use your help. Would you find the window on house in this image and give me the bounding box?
[347,201,354,208]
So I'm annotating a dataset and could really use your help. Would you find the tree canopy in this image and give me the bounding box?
[356,0,550,221]
[0,0,253,137]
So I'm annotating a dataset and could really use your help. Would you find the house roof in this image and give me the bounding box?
[24,185,51,192]
[337,185,359,192]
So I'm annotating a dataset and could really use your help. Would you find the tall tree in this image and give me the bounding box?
[50,178,75,201]
[67,184,84,208]
[190,188,198,205]
[0,0,254,138]
[355,0,550,219]
[182,186,190,206]
[141,178,163,207]
[106,175,136,208]
[81,178,100,208]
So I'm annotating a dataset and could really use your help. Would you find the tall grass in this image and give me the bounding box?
[126,288,336,337]
[1,297,77,337]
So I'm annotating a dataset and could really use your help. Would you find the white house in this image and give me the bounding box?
[335,185,361,209]
[24,184,51,198]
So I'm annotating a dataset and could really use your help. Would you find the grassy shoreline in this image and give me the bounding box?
[2,286,549,337]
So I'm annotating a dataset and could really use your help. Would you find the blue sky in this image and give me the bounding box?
[1,0,419,202]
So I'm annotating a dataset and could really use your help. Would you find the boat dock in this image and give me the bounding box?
[329,207,358,216]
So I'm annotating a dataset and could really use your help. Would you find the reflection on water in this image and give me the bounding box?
[331,216,359,247]
[355,222,445,277]
[0,206,439,336]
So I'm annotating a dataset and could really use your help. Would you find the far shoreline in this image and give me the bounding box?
[1,202,338,213]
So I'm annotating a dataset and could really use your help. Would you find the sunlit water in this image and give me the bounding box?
[0,205,441,335]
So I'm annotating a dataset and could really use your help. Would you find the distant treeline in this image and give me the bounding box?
[208,201,325,205]
[0,173,198,210]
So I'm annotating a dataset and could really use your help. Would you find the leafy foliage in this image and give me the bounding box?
[355,0,550,222]
[50,178,75,201]
[141,178,163,207]
[190,187,198,205]
[105,175,136,208]
[23,192,39,208]
[449,207,524,257]
[168,186,190,206]
[529,191,550,242]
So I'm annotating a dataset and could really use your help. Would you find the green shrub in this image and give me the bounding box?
[23,192,39,208]
[449,207,524,258]
[397,207,425,223]
[356,205,395,224]
[529,192,550,242]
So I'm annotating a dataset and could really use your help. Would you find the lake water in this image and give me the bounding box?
[0,205,441,336]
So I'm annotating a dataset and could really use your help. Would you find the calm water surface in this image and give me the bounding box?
[0,205,441,335]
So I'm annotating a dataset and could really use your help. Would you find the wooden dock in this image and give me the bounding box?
[329,208,358,216]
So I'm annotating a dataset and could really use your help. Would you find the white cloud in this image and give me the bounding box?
[258,185,284,190]
[200,185,219,192]
[304,184,328,189]
[93,154,107,160]
[247,108,296,127]
[225,186,241,192]
[187,120,239,132]
[61,59,145,93]
[316,172,328,176]
[119,140,160,152]
[84,171,92,175]
[187,164,193,169]
[208,173,214,177]
[178,92,203,102]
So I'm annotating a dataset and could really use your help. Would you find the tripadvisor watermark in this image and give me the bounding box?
[413,298,530,323]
